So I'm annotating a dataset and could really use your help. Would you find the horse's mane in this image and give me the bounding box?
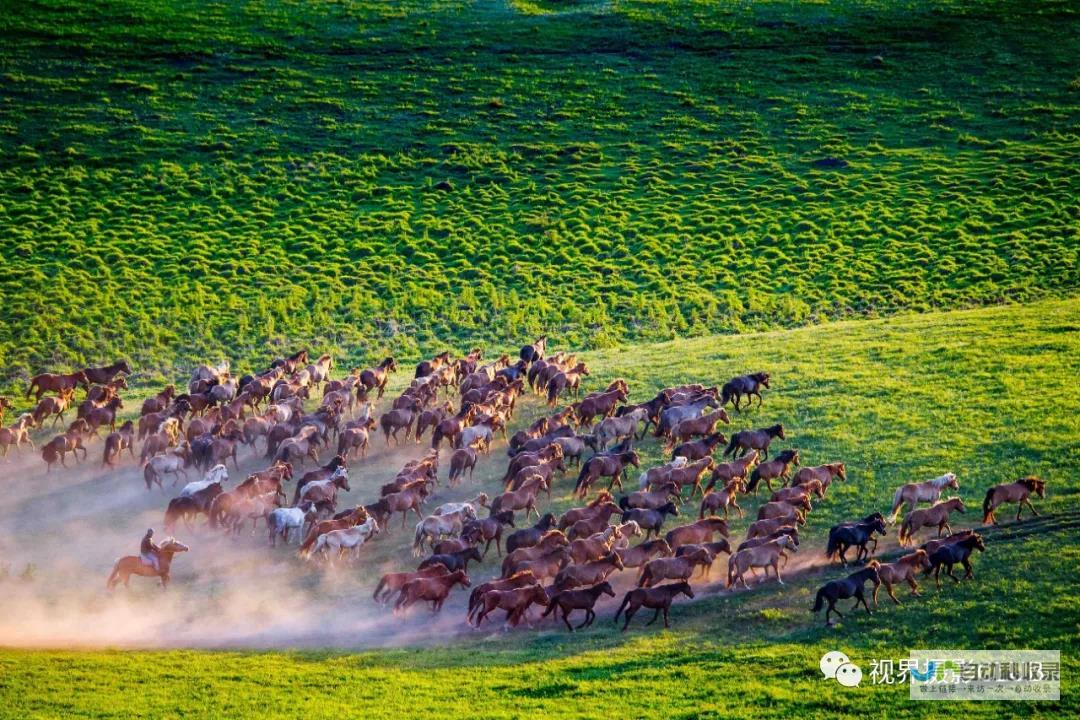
[505,570,537,582]
[929,472,956,487]
[539,529,565,542]
[933,496,962,506]
[1019,476,1043,489]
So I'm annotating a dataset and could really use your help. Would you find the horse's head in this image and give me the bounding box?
[775,424,786,440]
[872,517,888,535]
[757,372,771,388]
[159,539,189,554]
[953,497,966,513]
[662,501,679,517]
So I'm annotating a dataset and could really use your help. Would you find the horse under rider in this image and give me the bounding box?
[140,528,161,572]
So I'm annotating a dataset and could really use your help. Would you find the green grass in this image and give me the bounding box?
[1,0,1078,392]
[1,298,1077,718]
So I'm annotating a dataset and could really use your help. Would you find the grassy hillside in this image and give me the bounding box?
[1,0,1078,390]
[0,299,1077,718]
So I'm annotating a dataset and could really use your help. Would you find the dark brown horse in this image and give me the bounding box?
[102,420,136,467]
[542,581,616,631]
[720,372,770,410]
[574,450,640,498]
[723,424,786,459]
[82,360,132,386]
[747,449,800,493]
[359,357,397,399]
[519,335,547,364]
[614,581,694,631]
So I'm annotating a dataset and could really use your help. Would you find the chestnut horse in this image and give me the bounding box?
[27,370,88,402]
[82,360,132,385]
[982,477,1045,524]
[873,550,931,607]
[899,497,965,545]
[106,538,189,590]
[394,569,470,614]
[32,387,75,428]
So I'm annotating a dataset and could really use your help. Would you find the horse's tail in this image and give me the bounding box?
[889,487,905,523]
[546,382,559,406]
[373,577,388,603]
[812,587,826,613]
[412,522,426,557]
[613,592,631,623]
[308,535,327,559]
[574,460,591,495]
[106,562,120,589]
[726,555,737,588]
[431,426,443,451]
[898,518,910,545]
[746,467,761,494]
[723,434,738,457]
[143,462,157,490]
[720,384,732,406]
[26,378,37,399]
[297,530,318,557]
[982,487,995,523]
[825,530,839,559]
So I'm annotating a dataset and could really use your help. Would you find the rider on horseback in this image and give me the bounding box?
[140,528,161,572]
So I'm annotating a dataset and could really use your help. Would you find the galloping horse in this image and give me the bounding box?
[899,497,965,545]
[27,370,88,402]
[106,538,189,590]
[926,533,986,588]
[82,360,132,386]
[811,564,880,626]
[723,424,786,459]
[826,514,887,565]
[519,335,547,364]
[889,472,958,523]
[720,372,770,410]
[982,477,1045,524]
[614,582,695,631]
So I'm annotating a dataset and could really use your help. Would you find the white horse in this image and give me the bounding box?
[309,517,380,561]
[889,472,959,523]
[433,493,489,516]
[143,448,191,490]
[457,423,495,452]
[267,502,317,547]
[179,464,229,497]
[412,507,477,556]
[637,456,688,490]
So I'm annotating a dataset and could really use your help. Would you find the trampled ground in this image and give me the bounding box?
[0,299,1076,718]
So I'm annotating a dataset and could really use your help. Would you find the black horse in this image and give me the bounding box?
[621,502,679,539]
[417,547,483,574]
[812,564,881,626]
[519,336,547,364]
[926,533,986,588]
[504,512,557,554]
[723,424,785,459]
[720,372,770,411]
[826,514,887,565]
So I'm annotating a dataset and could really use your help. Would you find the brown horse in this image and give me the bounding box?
[899,497,965,545]
[873,550,931,607]
[699,480,745,519]
[106,538,188,590]
[83,360,132,386]
[394,569,470,614]
[574,388,628,427]
[556,492,614,531]
[32,387,75,428]
[747,449,800,493]
[638,547,710,587]
[542,581,615,631]
[41,419,90,471]
[792,462,846,488]
[467,571,540,622]
[102,421,136,467]
[983,477,1045,524]
[723,424,786,459]
[380,400,419,446]
[668,409,731,448]
[574,450,640,498]
[671,433,726,463]
[546,362,589,406]
[141,385,177,416]
[472,583,550,627]
[84,396,124,436]
[373,565,450,605]
[555,554,624,596]
[0,396,12,425]
[448,447,479,486]
[414,350,452,380]
[0,414,35,456]
[705,450,758,492]
[664,517,729,549]
[615,581,694,631]
[490,476,547,519]
[889,472,959,523]
[27,370,88,402]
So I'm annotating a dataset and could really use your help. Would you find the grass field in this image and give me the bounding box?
[1,0,1078,393]
[0,299,1077,718]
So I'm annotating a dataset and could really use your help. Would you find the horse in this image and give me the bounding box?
[546,362,589,406]
[490,476,547,520]
[31,387,75,428]
[380,482,431,529]
[982,477,1045,524]
[106,538,189,590]
[727,535,798,589]
[621,482,681,512]
[705,451,759,492]
[297,466,351,507]
[27,370,88,402]
[461,510,515,557]
[746,511,805,539]
[394,570,470,614]
[723,424,786,459]
[574,450,640,498]
[0,396,12,426]
[502,443,564,485]
[542,581,615,631]
[414,350,452,380]
[621,503,679,539]
[507,455,565,492]
[83,396,124,436]
[720,372,770,410]
[267,503,318,547]
[614,539,673,572]
[664,517,729,549]
[592,407,647,450]
[380,400,419,446]
[504,547,570,584]
[614,581,694,631]
[553,553,625,591]
[671,433,726,463]
[505,514,559,554]
[872,550,931,607]
[418,547,483,574]
[308,517,380,562]
[699,480,745,519]
[826,514,887,565]
[163,496,207,534]
[472,584,550,628]
[639,546,710,587]
[889,472,959,523]
[899,497,965,545]
[412,507,477,556]
[674,541,731,579]
[374,566,450,605]
[792,462,846,488]
[41,420,91,472]
[655,396,717,439]
[574,388,628,428]
[293,456,346,504]
[297,506,369,557]
[519,336,547,364]
[81,360,132,386]
[102,421,136,467]
[448,447,479,486]
[811,564,881,626]
[668,409,730,448]
[926,533,986,588]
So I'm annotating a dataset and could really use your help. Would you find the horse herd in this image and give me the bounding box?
[5,337,1048,631]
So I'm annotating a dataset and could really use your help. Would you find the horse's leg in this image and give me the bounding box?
[946,563,960,584]
[645,607,661,626]
[1024,497,1039,517]
[962,558,975,580]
